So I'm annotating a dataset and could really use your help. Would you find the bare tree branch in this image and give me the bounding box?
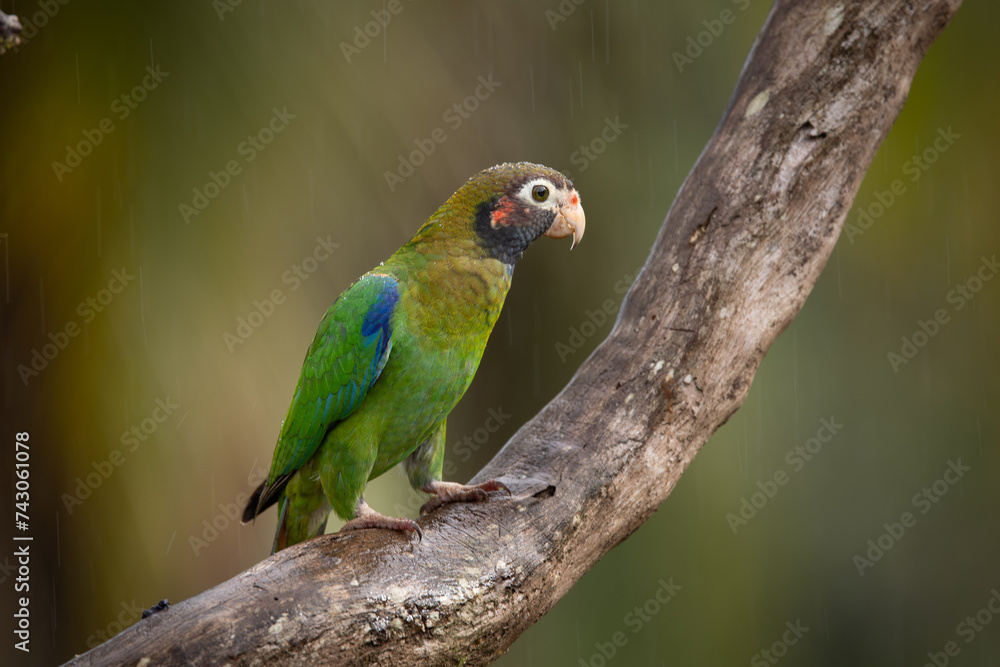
[65,1,963,665]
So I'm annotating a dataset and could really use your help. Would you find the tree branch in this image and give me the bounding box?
[66,1,963,665]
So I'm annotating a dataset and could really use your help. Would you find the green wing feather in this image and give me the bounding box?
[247,272,399,518]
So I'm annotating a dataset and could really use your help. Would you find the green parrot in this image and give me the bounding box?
[242,162,585,553]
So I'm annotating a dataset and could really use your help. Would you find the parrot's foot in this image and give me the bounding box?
[340,500,422,540]
[419,480,511,516]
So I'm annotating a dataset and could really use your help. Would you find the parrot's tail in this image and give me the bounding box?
[271,493,332,554]
[241,480,294,554]
[273,498,290,554]
[241,475,291,524]
[244,472,331,553]
[242,481,265,523]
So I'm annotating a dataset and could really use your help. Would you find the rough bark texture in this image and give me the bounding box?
[66,1,962,665]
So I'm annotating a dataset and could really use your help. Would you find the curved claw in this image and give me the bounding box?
[482,480,512,498]
[419,479,510,516]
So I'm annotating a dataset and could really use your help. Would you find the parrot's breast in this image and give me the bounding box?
[359,252,513,478]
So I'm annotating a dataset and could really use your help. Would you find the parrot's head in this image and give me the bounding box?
[459,162,586,265]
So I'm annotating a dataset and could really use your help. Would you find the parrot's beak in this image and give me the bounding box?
[544,192,586,250]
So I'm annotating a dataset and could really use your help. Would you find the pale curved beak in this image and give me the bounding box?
[544,192,586,250]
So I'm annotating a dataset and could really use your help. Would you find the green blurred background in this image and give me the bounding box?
[1,1,997,665]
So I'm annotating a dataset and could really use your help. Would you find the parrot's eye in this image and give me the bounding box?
[531,184,549,202]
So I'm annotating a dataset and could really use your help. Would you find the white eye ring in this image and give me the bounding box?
[518,178,558,207]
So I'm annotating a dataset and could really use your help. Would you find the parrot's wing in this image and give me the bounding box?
[250,273,399,517]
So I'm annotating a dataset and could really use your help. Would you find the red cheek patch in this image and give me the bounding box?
[571,194,579,206]
[491,197,520,227]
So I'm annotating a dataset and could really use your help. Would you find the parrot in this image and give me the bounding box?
[242,161,585,553]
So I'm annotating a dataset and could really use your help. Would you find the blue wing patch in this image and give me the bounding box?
[268,273,400,482]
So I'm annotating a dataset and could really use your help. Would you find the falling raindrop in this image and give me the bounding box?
[471,6,481,59]
[605,0,610,66]
[835,244,842,300]
[568,74,573,121]
[487,13,494,71]
[792,323,799,430]
[945,236,950,284]
[506,306,513,346]
[743,410,750,477]
[648,153,653,209]
[0,232,9,302]
[308,169,315,214]
[51,578,58,639]
[533,342,541,397]
[529,65,535,112]
[633,132,641,180]
[673,118,678,173]
[589,10,596,62]
[140,264,147,348]
[977,418,982,456]
[96,187,102,258]
[39,277,45,335]
[164,531,176,556]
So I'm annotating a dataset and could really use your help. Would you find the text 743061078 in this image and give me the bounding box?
[13,431,31,653]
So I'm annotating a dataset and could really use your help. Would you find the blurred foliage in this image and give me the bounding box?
[0,1,997,665]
